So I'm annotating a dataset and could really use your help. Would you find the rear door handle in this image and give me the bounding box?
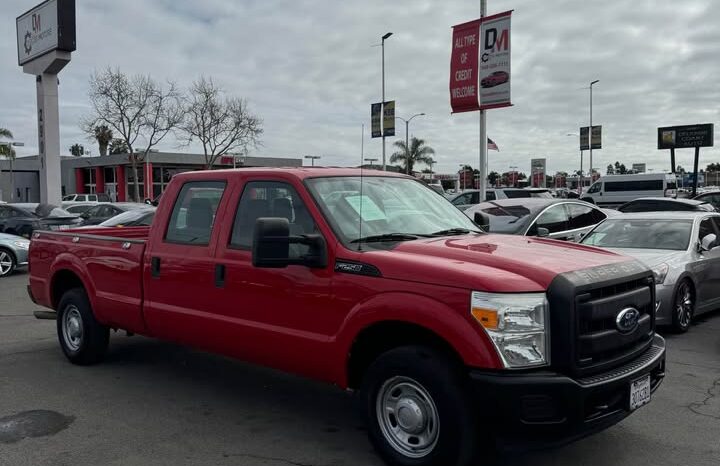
[151,257,161,278]
[215,264,226,288]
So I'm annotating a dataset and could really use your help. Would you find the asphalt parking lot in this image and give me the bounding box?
[1,270,719,466]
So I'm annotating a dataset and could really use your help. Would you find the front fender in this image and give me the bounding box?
[333,291,502,387]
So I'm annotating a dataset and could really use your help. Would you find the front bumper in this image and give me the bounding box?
[654,283,675,325]
[469,334,665,451]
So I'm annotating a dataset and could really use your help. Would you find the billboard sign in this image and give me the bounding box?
[657,124,714,149]
[632,163,646,173]
[16,0,76,66]
[383,101,395,137]
[371,103,382,138]
[450,19,481,113]
[580,125,601,150]
[530,158,546,188]
[479,11,512,110]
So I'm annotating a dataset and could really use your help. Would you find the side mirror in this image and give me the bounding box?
[473,211,490,231]
[700,233,717,252]
[537,227,550,238]
[252,217,327,268]
[144,198,152,205]
[80,212,90,219]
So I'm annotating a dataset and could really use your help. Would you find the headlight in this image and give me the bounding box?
[470,292,548,368]
[13,241,30,250]
[652,263,669,285]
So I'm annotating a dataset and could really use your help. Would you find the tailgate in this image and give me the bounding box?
[29,231,148,333]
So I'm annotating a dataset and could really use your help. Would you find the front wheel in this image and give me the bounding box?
[57,288,110,364]
[672,279,695,333]
[0,248,16,277]
[362,346,482,466]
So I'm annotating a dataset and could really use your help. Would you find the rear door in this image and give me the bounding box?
[142,179,231,345]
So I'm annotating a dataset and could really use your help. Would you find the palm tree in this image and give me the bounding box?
[0,128,16,201]
[390,137,435,174]
[94,125,113,156]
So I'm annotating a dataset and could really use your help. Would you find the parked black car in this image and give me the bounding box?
[78,202,150,226]
[0,204,82,238]
[693,191,720,211]
[465,198,614,241]
[617,197,716,213]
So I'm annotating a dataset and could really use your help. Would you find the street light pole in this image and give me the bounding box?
[589,79,599,184]
[304,155,321,167]
[381,32,392,172]
[395,113,426,175]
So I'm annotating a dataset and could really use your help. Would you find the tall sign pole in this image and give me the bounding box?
[17,0,75,206]
[478,0,487,198]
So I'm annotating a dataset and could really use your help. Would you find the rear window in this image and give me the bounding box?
[165,181,226,245]
[503,190,532,199]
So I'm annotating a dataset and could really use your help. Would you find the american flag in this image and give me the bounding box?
[487,137,499,151]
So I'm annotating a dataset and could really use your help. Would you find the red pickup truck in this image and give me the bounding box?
[28,168,665,466]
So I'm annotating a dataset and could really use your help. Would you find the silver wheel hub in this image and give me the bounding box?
[0,252,12,275]
[376,376,439,458]
[62,306,83,351]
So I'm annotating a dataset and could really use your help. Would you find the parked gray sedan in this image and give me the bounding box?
[581,211,720,332]
[0,232,30,277]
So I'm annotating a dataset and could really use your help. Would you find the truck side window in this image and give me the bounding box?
[230,181,317,257]
[165,181,226,245]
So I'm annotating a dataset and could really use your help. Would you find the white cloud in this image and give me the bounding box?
[1,0,719,176]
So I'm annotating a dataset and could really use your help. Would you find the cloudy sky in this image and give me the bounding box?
[1,0,719,175]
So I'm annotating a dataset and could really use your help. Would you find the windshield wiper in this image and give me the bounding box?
[430,228,482,237]
[350,233,425,244]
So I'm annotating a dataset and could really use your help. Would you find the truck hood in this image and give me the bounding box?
[364,234,637,292]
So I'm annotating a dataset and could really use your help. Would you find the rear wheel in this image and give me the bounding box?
[362,346,482,466]
[0,248,16,277]
[56,288,110,364]
[672,279,695,333]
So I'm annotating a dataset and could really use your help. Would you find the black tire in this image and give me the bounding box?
[0,248,16,277]
[362,346,482,466]
[671,279,695,333]
[56,288,110,365]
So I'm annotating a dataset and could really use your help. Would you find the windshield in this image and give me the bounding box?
[305,176,479,246]
[99,208,155,227]
[582,219,692,251]
[467,202,534,234]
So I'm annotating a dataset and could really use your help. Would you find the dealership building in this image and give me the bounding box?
[0,152,302,203]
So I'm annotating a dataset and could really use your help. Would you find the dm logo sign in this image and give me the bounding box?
[616,307,640,334]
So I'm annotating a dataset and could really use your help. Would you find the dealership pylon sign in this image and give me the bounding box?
[450,10,512,113]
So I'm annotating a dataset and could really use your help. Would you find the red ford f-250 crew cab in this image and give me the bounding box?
[28,168,665,466]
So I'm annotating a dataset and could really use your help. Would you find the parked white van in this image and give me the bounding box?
[580,173,677,208]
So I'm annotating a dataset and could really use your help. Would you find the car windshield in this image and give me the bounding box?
[468,202,535,234]
[305,176,480,246]
[582,219,692,251]
[99,208,155,227]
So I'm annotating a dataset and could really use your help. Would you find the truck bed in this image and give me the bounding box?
[28,226,150,333]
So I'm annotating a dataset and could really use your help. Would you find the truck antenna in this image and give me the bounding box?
[357,163,364,251]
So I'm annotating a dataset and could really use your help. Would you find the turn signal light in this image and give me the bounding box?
[471,307,498,329]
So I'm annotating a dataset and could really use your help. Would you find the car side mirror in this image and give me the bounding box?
[699,233,717,252]
[536,227,550,238]
[252,217,327,269]
[144,198,153,205]
[473,211,490,231]
[80,212,90,219]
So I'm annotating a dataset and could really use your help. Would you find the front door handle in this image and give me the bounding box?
[215,264,226,288]
[151,257,161,278]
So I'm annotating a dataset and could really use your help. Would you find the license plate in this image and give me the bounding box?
[57,225,71,230]
[629,374,651,411]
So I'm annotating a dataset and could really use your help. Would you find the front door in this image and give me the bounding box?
[142,179,230,345]
[212,178,336,381]
[695,216,720,308]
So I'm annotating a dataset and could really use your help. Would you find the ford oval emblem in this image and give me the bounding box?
[616,307,640,334]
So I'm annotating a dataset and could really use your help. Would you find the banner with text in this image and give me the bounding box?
[580,125,601,150]
[479,11,512,110]
[450,19,481,113]
[371,103,382,138]
[383,101,395,137]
